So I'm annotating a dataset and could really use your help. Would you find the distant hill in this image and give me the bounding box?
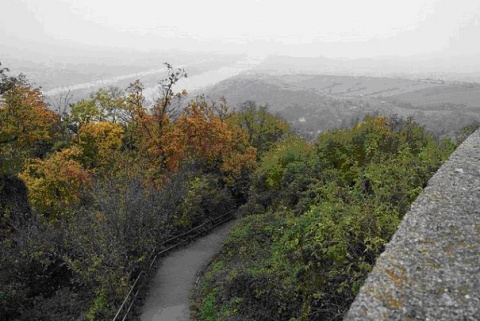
[203,73,480,138]
[256,55,480,82]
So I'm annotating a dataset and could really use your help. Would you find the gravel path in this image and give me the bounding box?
[140,221,234,321]
[346,129,480,320]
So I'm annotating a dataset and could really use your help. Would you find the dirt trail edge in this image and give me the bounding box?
[140,220,235,321]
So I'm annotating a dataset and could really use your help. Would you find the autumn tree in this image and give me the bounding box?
[0,82,59,175]
[165,98,257,181]
[74,121,124,171]
[156,62,188,119]
[19,147,91,219]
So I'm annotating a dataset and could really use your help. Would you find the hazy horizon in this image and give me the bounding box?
[3,0,480,99]
[2,0,480,60]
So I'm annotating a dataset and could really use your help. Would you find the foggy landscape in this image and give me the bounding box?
[2,0,480,137]
[1,1,479,320]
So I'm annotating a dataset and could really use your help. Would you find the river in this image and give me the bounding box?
[42,55,265,99]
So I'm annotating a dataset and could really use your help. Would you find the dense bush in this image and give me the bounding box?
[194,116,459,321]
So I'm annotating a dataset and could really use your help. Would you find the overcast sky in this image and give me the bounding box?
[2,0,480,58]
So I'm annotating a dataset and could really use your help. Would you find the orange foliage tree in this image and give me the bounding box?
[0,84,59,174]
[123,78,256,187]
[161,99,257,185]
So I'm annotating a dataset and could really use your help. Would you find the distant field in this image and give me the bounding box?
[265,74,443,97]
[389,83,480,107]
[205,73,480,138]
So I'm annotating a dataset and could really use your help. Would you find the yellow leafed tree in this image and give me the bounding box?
[19,147,91,219]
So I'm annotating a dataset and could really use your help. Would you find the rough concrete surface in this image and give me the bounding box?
[140,221,234,321]
[345,129,480,321]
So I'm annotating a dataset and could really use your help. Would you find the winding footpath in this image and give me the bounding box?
[140,220,234,321]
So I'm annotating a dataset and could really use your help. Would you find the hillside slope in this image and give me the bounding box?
[204,73,480,137]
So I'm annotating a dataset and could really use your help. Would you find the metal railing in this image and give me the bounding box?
[112,210,235,321]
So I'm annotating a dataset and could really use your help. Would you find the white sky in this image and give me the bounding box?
[2,0,480,58]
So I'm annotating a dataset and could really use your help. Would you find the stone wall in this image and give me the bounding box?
[345,129,480,320]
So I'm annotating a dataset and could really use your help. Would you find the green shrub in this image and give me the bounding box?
[194,116,458,320]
